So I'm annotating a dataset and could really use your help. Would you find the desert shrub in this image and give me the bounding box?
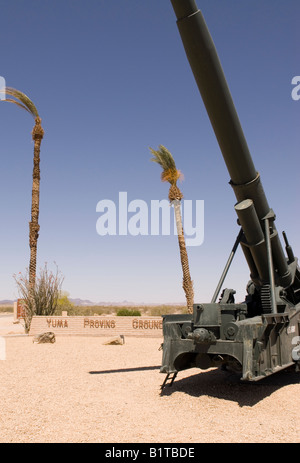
[91,307,112,316]
[0,306,13,313]
[116,308,141,316]
[149,305,187,316]
[75,306,110,316]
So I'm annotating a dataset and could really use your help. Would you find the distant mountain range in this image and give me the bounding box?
[0,298,127,306]
[0,298,184,307]
[68,299,183,307]
[0,300,15,305]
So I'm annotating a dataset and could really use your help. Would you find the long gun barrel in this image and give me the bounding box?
[170,0,293,293]
[159,0,300,387]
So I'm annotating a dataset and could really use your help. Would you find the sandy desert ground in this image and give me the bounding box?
[0,314,299,444]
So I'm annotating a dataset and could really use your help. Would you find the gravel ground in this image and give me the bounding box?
[0,316,299,443]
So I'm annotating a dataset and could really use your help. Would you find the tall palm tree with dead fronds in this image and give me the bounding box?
[2,87,44,293]
[150,145,194,313]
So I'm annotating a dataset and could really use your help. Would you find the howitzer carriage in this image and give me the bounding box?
[160,0,300,387]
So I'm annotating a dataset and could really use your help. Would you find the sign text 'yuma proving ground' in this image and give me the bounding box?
[96,192,204,247]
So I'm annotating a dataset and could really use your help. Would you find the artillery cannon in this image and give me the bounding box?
[160,0,300,387]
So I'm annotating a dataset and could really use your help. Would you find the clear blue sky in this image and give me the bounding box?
[0,0,299,304]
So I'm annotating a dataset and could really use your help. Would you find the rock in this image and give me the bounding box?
[33,332,56,344]
[103,335,125,345]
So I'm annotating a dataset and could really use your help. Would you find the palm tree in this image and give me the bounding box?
[150,145,194,313]
[3,87,44,292]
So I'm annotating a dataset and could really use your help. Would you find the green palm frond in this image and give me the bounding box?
[150,145,182,185]
[150,145,176,170]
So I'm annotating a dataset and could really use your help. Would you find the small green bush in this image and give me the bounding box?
[116,308,141,317]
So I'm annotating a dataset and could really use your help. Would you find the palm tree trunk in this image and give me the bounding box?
[29,117,44,291]
[172,196,194,314]
[178,233,194,313]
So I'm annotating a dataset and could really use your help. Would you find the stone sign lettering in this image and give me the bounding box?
[84,318,116,329]
[47,318,68,328]
[132,318,162,330]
